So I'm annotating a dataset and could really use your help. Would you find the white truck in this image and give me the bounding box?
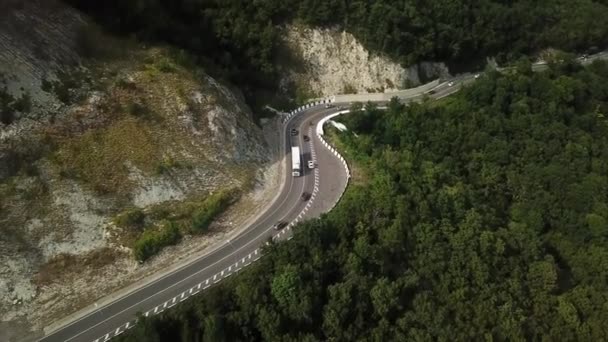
[291,146,301,176]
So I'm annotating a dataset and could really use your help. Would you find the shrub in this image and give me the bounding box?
[342,83,357,94]
[115,208,145,229]
[133,221,181,262]
[156,58,177,73]
[190,190,236,234]
[126,101,150,118]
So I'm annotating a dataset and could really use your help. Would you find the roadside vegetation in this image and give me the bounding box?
[117,59,608,340]
[67,0,608,109]
[1,74,32,125]
[114,189,238,262]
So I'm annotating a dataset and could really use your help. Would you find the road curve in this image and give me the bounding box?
[39,105,349,342]
[38,49,608,342]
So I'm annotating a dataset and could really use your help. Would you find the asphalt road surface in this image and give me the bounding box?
[39,105,350,342]
[38,50,608,342]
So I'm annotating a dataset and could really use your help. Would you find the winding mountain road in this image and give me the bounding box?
[38,50,608,342]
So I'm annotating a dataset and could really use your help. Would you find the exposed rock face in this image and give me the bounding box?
[283,25,450,96]
[0,0,84,120]
[0,2,271,340]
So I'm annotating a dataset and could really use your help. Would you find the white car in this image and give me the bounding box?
[307,160,315,169]
[448,81,454,87]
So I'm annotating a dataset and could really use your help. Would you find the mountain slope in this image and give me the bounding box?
[0,2,277,340]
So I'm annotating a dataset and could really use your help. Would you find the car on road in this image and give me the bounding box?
[303,135,310,142]
[474,74,480,79]
[309,121,315,126]
[448,81,454,86]
[301,192,311,201]
[428,89,436,95]
[273,221,288,230]
[307,160,315,169]
[325,103,334,108]
[290,128,298,136]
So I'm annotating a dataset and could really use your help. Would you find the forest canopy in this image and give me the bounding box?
[116,59,608,341]
[67,0,608,102]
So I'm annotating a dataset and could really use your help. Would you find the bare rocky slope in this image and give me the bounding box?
[283,25,450,97]
[0,1,280,341]
[0,4,448,342]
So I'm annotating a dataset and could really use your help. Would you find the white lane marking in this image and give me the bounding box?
[62,121,304,342]
[62,106,331,342]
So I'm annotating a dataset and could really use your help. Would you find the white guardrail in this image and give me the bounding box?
[89,97,337,342]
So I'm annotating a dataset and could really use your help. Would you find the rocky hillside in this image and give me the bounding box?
[0,1,274,341]
[283,25,450,97]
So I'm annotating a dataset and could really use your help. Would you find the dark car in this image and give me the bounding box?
[301,192,311,201]
[290,128,298,136]
[309,121,315,126]
[273,221,288,230]
[303,135,310,142]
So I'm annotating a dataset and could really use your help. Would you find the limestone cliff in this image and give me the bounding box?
[283,25,450,96]
[0,2,275,340]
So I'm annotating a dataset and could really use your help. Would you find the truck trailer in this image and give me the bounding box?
[291,146,301,176]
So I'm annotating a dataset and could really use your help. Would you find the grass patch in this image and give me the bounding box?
[155,155,185,175]
[114,208,145,229]
[190,189,235,234]
[133,220,181,262]
[53,117,161,195]
[127,189,239,262]
[35,247,119,286]
[326,126,370,186]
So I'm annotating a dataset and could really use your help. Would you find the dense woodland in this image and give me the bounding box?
[116,59,608,341]
[67,0,608,105]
